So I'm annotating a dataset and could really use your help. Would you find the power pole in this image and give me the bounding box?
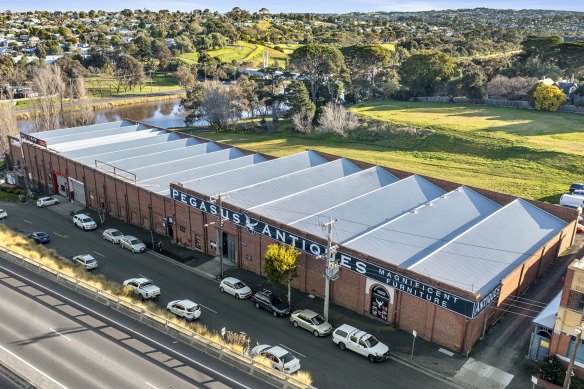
[209,193,229,280]
[321,217,338,323]
[564,322,584,389]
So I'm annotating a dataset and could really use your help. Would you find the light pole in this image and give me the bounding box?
[321,217,337,323]
[208,193,229,280]
[564,322,584,389]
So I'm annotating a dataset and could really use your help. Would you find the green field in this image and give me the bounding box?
[86,73,181,96]
[207,41,288,68]
[177,52,200,65]
[189,100,584,203]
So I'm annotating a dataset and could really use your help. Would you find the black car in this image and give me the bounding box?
[251,289,291,317]
[570,183,584,194]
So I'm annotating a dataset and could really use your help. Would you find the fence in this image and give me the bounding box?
[411,96,584,114]
[0,245,315,389]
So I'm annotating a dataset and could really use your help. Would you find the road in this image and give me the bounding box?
[0,201,455,389]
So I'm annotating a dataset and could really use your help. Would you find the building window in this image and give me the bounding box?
[567,336,584,365]
[567,290,584,311]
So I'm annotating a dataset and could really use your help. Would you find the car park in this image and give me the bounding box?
[570,183,584,194]
[73,213,97,230]
[36,196,59,208]
[119,236,146,253]
[102,228,124,244]
[251,289,290,317]
[71,254,98,270]
[290,309,332,336]
[0,209,6,219]
[28,231,51,244]
[250,344,301,374]
[167,299,201,322]
[219,277,252,299]
[332,324,390,362]
[123,277,161,300]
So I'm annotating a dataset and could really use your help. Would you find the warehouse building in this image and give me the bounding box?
[9,120,580,353]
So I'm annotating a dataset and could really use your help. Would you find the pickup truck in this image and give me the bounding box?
[123,277,161,300]
[332,324,390,362]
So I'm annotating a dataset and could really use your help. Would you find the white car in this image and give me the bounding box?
[219,277,252,299]
[102,228,124,244]
[250,344,301,374]
[332,324,390,362]
[71,254,98,270]
[120,236,146,253]
[167,299,201,322]
[36,196,59,207]
[123,277,161,300]
[0,209,7,219]
[290,309,332,337]
[73,213,97,230]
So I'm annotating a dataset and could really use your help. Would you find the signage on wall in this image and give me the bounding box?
[370,285,389,321]
[171,187,501,319]
[20,132,47,147]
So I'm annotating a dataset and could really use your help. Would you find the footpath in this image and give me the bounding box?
[50,198,584,389]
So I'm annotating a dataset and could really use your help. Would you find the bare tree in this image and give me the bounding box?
[29,66,66,132]
[181,81,241,131]
[317,102,358,137]
[290,107,314,134]
[0,100,18,158]
[486,75,538,99]
[63,77,94,127]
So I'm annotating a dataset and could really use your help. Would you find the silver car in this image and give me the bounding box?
[290,309,332,336]
[120,236,146,253]
[102,228,124,244]
[71,254,98,270]
[36,196,59,207]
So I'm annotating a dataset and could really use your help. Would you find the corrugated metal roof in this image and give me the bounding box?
[51,129,163,152]
[182,150,327,194]
[227,158,362,209]
[291,175,446,242]
[407,199,566,294]
[45,124,148,145]
[32,120,131,140]
[249,166,398,225]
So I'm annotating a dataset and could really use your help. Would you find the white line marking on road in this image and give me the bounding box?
[199,304,217,314]
[92,251,105,258]
[145,382,159,389]
[53,232,66,238]
[49,327,72,341]
[0,345,68,389]
[23,220,32,224]
[279,344,306,358]
[0,264,255,389]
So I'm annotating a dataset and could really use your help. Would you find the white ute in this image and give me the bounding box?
[123,277,161,300]
[332,324,390,362]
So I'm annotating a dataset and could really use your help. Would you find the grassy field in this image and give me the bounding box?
[189,100,584,203]
[177,52,199,65]
[86,73,181,97]
[207,41,288,68]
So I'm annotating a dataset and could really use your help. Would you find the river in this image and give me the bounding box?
[17,99,188,131]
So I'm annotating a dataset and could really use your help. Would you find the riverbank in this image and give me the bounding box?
[15,92,185,120]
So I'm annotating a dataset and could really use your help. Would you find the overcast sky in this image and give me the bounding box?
[1,1,583,13]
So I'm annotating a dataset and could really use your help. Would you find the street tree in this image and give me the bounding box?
[263,243,300,306]
[399,51,457,96]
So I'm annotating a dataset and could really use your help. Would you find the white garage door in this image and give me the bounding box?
[68,177,86,205]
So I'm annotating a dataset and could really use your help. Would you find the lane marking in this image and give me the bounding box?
[53,233,67,238]
[278,344,306,358]
[0,344,68,389]
[23,220,32,224]
[199,304,217,314]
[92,251,105,258]
[0,264,255,389]
[49,327,72,341]
[145,382,159,389]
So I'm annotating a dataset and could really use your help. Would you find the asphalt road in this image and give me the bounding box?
[0,201,455,389]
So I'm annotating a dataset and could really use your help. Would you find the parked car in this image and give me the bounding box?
[290,309,332,336]
[332,324,390,362]
[219,277,252,299]
[167,299,201,322]
[570,183,584,194]
[0,209,7,219]
[28,231,51,244]
[73,213,97,230]
[123,277,161,300]
[559,194,584,209]
[250,344,301,374]
[573,190,584,196]
[119,236,146,253]
[251,289,290,317]
[71,254,98,270]
[36,196,59,208]
[102,228,124,244]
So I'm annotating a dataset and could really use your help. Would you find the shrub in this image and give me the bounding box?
[540,355,564,385]
[528,82,566,111]
[316,102,358,137]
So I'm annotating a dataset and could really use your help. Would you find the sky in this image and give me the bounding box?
[1,0,583,13]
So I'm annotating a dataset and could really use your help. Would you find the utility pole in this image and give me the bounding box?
[209,193,229,280]
[564,322,584,389]
[321,217,338,323]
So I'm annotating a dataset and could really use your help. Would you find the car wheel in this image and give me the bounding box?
[339,342,346,351]
[313,330,320,337]
[235,293,240,299]
[255,303,260,309]
[140,294,145,301]
[368,355,376,363]
[292,321,298,328]
[219,286,225,293]
[272,311,278,317]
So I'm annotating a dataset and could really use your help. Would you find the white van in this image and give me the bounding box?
[560,194,584,209]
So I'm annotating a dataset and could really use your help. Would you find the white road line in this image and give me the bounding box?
[278,344,306,358]
[92,251,105,258]
[53,232,66,238]
[23,220,32,224]
[0,344,68,389]
[49,327,72,341]
[145,382,159,389]
[0,264,255,389]
[199,304,218,314]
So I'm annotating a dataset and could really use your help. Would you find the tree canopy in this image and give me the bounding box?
[399,51,458,96]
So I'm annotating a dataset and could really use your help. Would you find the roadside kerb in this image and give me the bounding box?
[0,246,315,389]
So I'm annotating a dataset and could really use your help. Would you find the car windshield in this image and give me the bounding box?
[186,306,198,312]
[364,335,379,348]
[140,282,153,287]
[233,282,246,289]
[81,217,92,222]
[280,352,296,364]
[111,231,122,236]
[311,315,325,325]
[271,295,283,305]
[37,232,47,237]
[87,258,96,264]
[130,239,141,245]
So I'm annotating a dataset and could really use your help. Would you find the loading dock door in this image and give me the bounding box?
[68,177,86,205]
